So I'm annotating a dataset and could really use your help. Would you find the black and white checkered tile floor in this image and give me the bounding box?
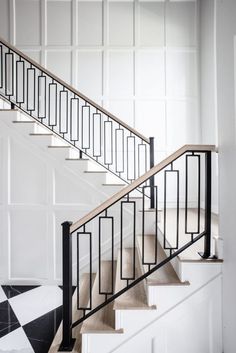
[0,285,63,353]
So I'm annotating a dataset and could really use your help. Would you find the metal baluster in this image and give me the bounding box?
[199,151,212,258]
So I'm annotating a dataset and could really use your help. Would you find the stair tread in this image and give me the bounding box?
[102,183,126,186]
[65,158,89,161]
[137,235,188,286]
[29,133,53,136]
[78,273,96,309]
[84,171,107,174]
[114,249,155,310]
[13,120,35,123]
[158,208,220,262]
[81,261,122,334]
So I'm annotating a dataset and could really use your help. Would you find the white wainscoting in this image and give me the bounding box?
[0,116,108,284]
[0,0,200,162]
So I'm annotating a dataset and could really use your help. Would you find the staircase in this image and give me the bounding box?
[0,37,223,353]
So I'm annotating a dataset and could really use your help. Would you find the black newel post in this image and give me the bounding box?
[149,137,155,209]
[201,151,212,258]
[59,221,75,351]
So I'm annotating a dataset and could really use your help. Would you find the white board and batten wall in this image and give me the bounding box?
[0,0,202,284]
[0,0,200,162]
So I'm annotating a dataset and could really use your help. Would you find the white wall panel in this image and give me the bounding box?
[22,50,41,64]
[78,1,103,46]
[166,1,196,46]
[139,2,164,47]
[106,100,134,126]
[47,0,72,45]
[166,100,199,150]
[10,140,47,205]
[77,51,103,99]
[0,0,9,41]
[108,1,134,46]
[166,51,196,97]
[135,100,166,150]
[108,51,134,97]
[15,0,41,46]
[10,210,48,279]
[46,50,72,84]
[136,50,165,97]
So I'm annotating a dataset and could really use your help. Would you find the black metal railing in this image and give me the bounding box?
[0,37,152,186]
[59,145,215,351]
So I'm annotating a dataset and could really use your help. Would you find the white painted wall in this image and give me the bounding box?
[0,110,115,285]
[216,2,236,352]
[0,0,200,161]
[199,0,236,352]
[199,0,218,213]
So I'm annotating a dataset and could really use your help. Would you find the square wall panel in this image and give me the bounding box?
[166,2,196,47]
[15,0,41,45]
[77,1,103,46]
[0,0,9,41]
[77,51,103,99]
[136,50,165,97]
[108,2,134,46]
[22,50,41,64]
[135,100,166,150]
[166,100,199,150]
[46,50,71,84]
[47,0,72,45]
[108,51,134,97]
[166,51,196,97]
[139,2,164,47]
[10,140,47,205]
[10,210,48,279]
[105,100,134,127]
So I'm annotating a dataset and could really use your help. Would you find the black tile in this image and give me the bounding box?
[0,300,21,338]
[23,306,62,353]
[59,285,76,294]
[2,285,40,299]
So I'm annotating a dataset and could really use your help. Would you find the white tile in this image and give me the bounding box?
[0,327,34,353]
[0,287,7,303]
[9,286,62,326]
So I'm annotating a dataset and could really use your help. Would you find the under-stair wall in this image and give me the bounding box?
[0,107,129,284]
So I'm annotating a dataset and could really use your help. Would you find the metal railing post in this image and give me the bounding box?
[59,221,75,351]
[10,102,15,109]
[149,137,155,209]
[200,151,212,258]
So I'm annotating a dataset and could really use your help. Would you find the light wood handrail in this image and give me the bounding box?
[70,144,216,233]
[0,36,149,143]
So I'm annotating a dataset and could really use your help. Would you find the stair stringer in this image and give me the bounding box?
[82,262,222,353]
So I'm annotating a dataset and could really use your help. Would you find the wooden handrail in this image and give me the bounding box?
[70,144,216,233]
[0,36,149,143]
